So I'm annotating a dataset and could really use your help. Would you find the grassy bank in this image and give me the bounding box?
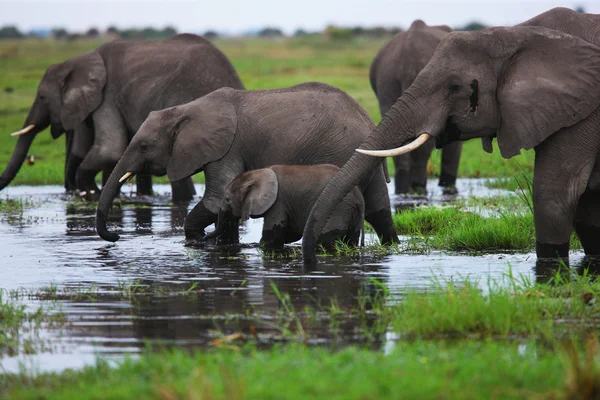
[4,273,600,399]
[0,37,534,186]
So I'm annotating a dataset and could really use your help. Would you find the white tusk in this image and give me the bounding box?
[119,172,134,183]
[11,124,36,137]
[355,134,431,157]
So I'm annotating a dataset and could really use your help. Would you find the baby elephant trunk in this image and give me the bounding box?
[203,209,237,241]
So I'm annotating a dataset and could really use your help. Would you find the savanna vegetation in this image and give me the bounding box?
[3,272,600,399]
[0,34,582,400]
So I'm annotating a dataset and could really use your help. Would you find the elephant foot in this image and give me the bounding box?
[365,208,399,245]
[574,189,600,256]
[536,241,569,261]
[574,222,600,256]
[394,170,410,195]
[409,183,427,196]
[438,172,457,187]
[77,189,101,201]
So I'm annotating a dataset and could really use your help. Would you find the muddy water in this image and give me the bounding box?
[0,179,586,373]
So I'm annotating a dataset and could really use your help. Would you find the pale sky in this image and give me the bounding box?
[1,0,599,35]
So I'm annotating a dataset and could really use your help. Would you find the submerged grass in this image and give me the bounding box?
[0,290,66,356]
[4,271,600,398]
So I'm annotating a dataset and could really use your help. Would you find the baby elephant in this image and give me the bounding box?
[205,165,364,249]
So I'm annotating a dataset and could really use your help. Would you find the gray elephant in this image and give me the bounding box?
[303,11,600,264]
[370,20,463,195]
[95,82,398,246]
[204,164,364,249]
[1,33,244,201]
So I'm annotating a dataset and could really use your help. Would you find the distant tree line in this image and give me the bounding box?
[5,9,592,41]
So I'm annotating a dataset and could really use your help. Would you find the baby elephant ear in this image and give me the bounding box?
[240,169,278,221]
[167,92,238,182]
[496,27,600,158]
[60,50,107,131]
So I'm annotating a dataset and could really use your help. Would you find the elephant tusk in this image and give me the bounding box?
[356,134,431,157]
[11,124,36,137]
[119,172,134,183]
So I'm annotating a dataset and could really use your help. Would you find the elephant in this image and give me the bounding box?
[95,82,398,246]
[370,20,463,195]
[1,33,244,201]
[302,21,600,265]
[204,164,364,249]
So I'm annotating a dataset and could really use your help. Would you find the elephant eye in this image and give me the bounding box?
[39,94,46,101]
[448,84,460,94]
[140,141,149,152]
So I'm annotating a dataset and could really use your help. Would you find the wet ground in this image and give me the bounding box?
[0,179,586,373]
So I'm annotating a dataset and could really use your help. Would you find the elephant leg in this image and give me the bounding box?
[362,172,399,245]
[170,177,196,202]
[439,141,462,192]
[64,131,75,191]
[260,211,289,250]
[409,138,435,194]
[393,154,411,194]
[69,122,95,193]
[185,160,243,243]
[184,200,218,240]
[102,165,114,188]
[533,120,600,260]
[136,174,153,196]
[77,104,128,199]
[574,189,600,256]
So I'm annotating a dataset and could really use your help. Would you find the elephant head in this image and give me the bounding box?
[96,89,238,242]
[302,26,600,264]
[204,168,278,240]
[0,50,106,190]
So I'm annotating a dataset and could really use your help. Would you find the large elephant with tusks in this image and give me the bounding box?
[303,8,600,265]
[1,34,244,201]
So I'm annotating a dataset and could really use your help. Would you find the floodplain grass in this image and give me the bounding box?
[0,290,66,357]
[5,273,600,399]
[0,37,534,186]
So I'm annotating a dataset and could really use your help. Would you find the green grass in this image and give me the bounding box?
[0,37,535,186]
[0,290,66,356]
[391,201,582,252]
[0,341,581,400]
[5,273,600,399]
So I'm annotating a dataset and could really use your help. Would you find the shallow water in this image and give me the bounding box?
[0,179,586,373]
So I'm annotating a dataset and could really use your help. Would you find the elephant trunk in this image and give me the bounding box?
[96,157,140,242]
[0,97,50,191]
[302,95,425,265]
[203,208,235,241]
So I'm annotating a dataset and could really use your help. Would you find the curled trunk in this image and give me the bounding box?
[96,161,131,242]
[203,209,233,240]
[0,133,37,190]
[302,97,423,265]
[0,96,50,191]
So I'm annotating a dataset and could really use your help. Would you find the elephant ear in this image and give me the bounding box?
[496,27,600,158]
[240,169,278,221]
[60,51,106,131]
[167,94,238,182]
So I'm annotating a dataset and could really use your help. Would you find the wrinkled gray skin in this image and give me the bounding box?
[370,20,463,194]
[205,165,364,249]
[0,34,243,201]
[303,9,600,265]
[96,82,398,245]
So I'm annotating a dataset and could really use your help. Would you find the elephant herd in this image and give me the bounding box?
[2,7,600,266]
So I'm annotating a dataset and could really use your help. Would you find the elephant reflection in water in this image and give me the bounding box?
[114,249,390,347]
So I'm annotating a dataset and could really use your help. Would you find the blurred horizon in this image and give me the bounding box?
[1,0,599,37]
